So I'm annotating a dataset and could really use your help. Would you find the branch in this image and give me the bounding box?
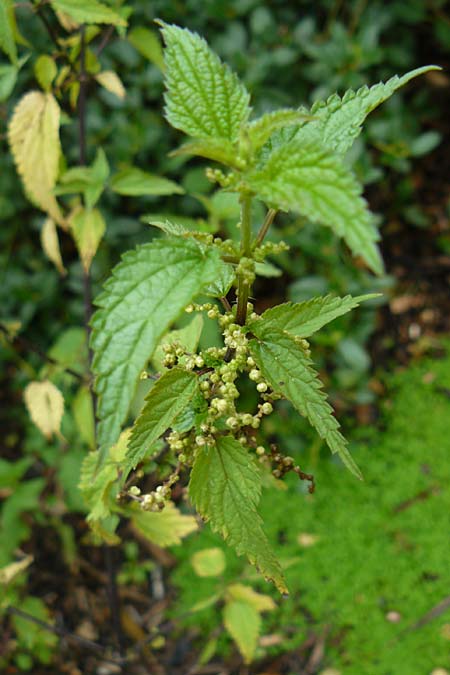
[0,323,84,381]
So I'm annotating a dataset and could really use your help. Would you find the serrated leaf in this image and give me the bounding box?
[255,294,378,338]
[189,436,287,593]
[191,547,226,577]
[152,314,203,372]
[131,502,197,547]
[69,207,106,272]
[125,368,199,477]
[24,380,64,440]
[0,0,17,63]
[159,22,251,141]
[248,325,362,479]
[247,140,382,274]
[91,239,223,463]
[79,429,129,538]
[49,0,126,26]
[227,583,276,612]
[95,70,125,99]
[72,385,95,449]
[145,219,190,237]
[224,599,261,663]
[128,26,164,70]
[247,108,312,151]
[34,55,57,92]
[110,167,184,196]
[204,261,235,297]
[41,218,66,276]
[8,91,64,225]
[294,66,441,156]
[171,137,240,168]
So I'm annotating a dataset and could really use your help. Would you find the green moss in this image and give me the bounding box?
[171,343,450,673]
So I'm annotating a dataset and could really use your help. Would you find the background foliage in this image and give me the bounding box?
[1,0,449,672]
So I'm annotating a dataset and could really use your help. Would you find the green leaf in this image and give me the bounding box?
[145,218,190,237]
[247,108,312,151]
[110,167,184,196]
[34,55,57,92]
[49,0,126,26]
[248,324,362,479]
[152,314,203,372]
[204,261,235,298]
[0,62,17,101]
[128,26,164,70]
[91,239,223,463]
[191,547,226,577]
[72,385,95,450]
[274,66,440,157]
[125,368,199,477]
[79,429,130,542]
[131,502,197,547]
[171,137,240,169]
[159,22,251,141]
[0,0,17,63]
[254,294,378,338]
[223,599,261,664]
[189,436,287,593]
[56,148,109,208]
[69,207,106,272]
[247,140,383,274]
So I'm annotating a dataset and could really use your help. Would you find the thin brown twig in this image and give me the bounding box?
[0,323,84,381]
[7,606,124,664]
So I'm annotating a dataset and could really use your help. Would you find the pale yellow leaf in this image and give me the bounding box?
[224,598,261,663]
[132,502,197,547]
[69,207,105,271]
[191,547,226,577]
[24,380,64,439]
[0,556,33,586]
[95,70,126,99]
[8,91,65,225]
[41,217,66,275]
[227,583,276,612]
[55,9,79,31]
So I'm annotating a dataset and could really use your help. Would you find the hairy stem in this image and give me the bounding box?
[236,193,252,326]
[255,208,277,247]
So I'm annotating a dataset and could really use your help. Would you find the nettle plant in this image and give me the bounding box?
[88,23,437,593]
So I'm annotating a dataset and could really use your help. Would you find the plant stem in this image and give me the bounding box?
[236,194,252,326]
[0,323,84,381]
[255,208,277,247]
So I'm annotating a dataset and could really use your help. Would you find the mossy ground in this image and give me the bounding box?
[171,342,450,674]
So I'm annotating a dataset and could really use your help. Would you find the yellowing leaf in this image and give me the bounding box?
[95,70,126,99]
[49,0,126,26]
[224,599,261,663]
[54,9,79,31]
[24,380,64,439]
[0,555,33,586]
[227,584,276,612]
[191,547,226,577]
[132,502,197,547]
[8,91,64,224]
[40,217,66,276]
[69,207,106,272]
